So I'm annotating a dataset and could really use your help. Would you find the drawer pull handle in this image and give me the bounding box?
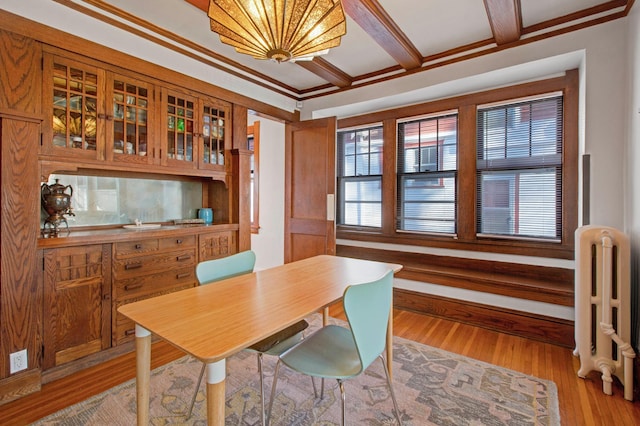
[176,272,191,279]
[124,283,143,291]
[176,239,183,244]
[176,254,192,261]
[135,244,142,249]
[125,263,143,270]
[124,329,136,336]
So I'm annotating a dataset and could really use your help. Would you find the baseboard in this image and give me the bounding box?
[394,288,575,348]
[0,368,41,406]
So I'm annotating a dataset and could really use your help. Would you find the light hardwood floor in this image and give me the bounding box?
[1,307,638,425]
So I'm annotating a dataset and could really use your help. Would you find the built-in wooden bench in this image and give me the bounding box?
[336,245,575,348]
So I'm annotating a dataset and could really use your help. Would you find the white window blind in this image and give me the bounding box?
[476,95,563,240]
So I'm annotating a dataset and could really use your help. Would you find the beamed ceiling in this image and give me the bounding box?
[52,0,633,101]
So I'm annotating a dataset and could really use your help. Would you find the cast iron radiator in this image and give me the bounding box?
[574,225,635,401]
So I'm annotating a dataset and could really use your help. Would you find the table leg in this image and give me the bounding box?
[387,307,393,379]
[135,325,151,425]
[206,359,226,425]
[323,306,329,326]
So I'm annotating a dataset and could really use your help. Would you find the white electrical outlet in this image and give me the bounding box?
[9,349,27,374]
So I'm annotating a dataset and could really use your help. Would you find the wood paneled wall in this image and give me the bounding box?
[0,29,44,402]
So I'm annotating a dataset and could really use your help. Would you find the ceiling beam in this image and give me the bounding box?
[296,57,353,88]
[184,0,208,11]
[341,0,422,70]
[483,0,522,45]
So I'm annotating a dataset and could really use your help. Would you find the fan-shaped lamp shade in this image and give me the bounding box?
[208,0,347,62]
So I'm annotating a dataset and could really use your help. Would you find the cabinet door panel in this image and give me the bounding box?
[198,230,237,261]
[161,88,197,170]
[43,244,111,369]
[105,73,155,165]
[198,97,230,171]
[41,53,106,160]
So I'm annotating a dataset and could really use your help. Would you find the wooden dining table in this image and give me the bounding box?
[118,254,403,425]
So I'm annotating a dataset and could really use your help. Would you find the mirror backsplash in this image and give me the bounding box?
[43,174,202,227]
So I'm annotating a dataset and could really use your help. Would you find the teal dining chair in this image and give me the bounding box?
[186,250,309,425]
[266,269,402,425]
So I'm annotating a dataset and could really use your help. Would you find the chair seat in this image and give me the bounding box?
[280,325,362,379]
[248,319,309,354]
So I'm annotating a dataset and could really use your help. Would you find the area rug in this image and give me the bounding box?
[34,315,559,425]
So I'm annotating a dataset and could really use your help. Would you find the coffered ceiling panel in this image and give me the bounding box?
[43,0,633,100]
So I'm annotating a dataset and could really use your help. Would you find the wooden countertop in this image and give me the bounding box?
[37,223,239,248]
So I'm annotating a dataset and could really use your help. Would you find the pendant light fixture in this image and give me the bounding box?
[208,0,347,63]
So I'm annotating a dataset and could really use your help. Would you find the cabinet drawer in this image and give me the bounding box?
[113,248,196,278]
[114,281,195,345]
[113,265,196,300]
[159,235,196,250]
[114,315,137,345]
[114,239,159,258]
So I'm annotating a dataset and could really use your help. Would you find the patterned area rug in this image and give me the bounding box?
[34,315,559,425]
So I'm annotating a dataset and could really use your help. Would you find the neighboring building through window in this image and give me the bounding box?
[337,126,383,227]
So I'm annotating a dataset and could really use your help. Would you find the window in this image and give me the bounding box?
[335,70,578,258]
[337,126,383,227]
[476,95,562,240]
[248,122,260,233]
[397,113,458,233]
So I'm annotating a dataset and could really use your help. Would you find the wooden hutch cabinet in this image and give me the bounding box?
[0,15,265,404]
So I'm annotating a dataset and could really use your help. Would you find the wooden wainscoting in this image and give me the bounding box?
[395,288,574,347]
[337,244,575,346]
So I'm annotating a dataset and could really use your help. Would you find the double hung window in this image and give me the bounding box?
[476,95,563,240]
[397,113,458,234]
[337,126,383,227]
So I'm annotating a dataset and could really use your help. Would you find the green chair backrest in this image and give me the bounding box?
[196,250,256,285]
[343,269,394,372]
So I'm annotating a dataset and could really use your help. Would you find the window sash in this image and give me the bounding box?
[338,176,382,227]
[337,126,384,227]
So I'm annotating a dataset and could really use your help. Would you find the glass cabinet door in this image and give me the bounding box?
[43,54,104,159]
[107,74,154,165]
[163,90,197,169]
[199,98,230,171]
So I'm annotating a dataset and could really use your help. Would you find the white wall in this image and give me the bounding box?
[626,6,640,348]
[249,115,286,271]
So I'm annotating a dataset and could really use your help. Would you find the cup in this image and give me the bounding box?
[198,208,213,224]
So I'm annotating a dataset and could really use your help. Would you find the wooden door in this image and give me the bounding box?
[43,244,111,369]
[284,117,336,263]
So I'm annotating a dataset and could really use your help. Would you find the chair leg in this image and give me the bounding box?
[337,379,346,426]
[257,353,266,426]
[378,355,403,425]
[266,359,283,426]
[187,363,206,419]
